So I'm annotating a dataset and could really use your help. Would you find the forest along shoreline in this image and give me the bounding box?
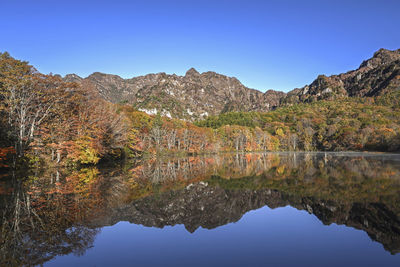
[1,50,400,171]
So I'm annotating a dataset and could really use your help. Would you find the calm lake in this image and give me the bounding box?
[1,152,400,266]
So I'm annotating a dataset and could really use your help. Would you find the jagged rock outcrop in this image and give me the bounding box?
[63,48,400,119]
[64,68,285,120]
[282,48,400,104]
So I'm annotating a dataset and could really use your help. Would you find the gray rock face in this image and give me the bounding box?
[64,68,285,120]
[63,48,400,119]
[282,48,400,104]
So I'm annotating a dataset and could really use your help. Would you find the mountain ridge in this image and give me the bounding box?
[63,48,400,120]
[64,67,285,120]
[282,48,400,104]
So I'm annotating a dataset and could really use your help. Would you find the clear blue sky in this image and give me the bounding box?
[1,0,399,92]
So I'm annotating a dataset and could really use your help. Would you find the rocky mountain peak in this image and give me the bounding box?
[64,67,285,120]
[185,67,200,77]
[88,72,125,80]
[359,48,400,69]
[282,48,400,104]
[63,73,83,83]
[62,47,399,119]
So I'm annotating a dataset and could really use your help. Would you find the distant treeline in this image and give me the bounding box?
[195,94,400,152]
[1,52,399,169]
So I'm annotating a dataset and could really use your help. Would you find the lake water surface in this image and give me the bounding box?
[1,152,400,266]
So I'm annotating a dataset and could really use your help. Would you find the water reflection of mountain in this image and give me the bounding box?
[1,152,400,265]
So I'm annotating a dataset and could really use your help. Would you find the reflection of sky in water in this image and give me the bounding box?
[47,206,400,267]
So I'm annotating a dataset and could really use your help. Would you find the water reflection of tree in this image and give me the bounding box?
[1,152,400,264]
[132,157,216,184]
[128,153,400,203]
[0,169,104,266]
[126,153,400,221]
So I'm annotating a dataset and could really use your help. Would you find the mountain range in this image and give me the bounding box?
[63,48,400,120]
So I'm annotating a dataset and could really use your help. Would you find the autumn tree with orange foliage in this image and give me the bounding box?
[0,52,129,167]
[0,53,80,158]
